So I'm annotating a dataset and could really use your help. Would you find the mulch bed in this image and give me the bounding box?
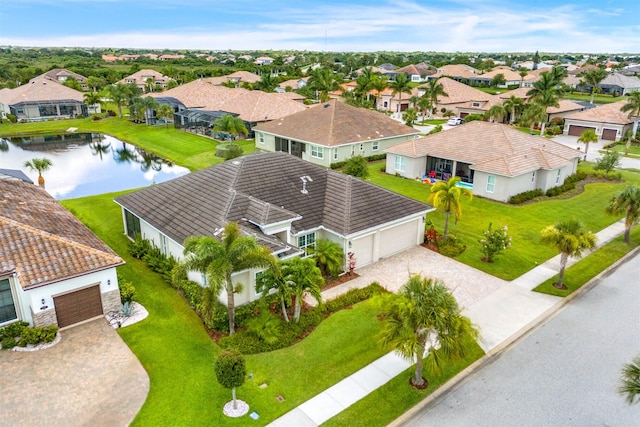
[321,272,360,291]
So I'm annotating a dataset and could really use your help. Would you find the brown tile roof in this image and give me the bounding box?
[432,64,479,80]
[499,88,584,113]
[480,67,523,81]
[254,99,418,146]
[0,76,83,105]
[563,99,634,125]
[278,78,308,90]
[41,68,87,83]
[0,180,124,289]
[385,121,581,177]
[423,77,497,106]
[227,71,262,83]
[118,69,170,85]
[114,151,432,245]
[150,79,248,109]
[395,64,434,76]
[216,90,308,122]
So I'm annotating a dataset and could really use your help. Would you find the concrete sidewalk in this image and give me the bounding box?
[267,219,627,427]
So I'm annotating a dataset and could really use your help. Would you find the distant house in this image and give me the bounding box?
[385,121,581,202]
[206,71,262,87]
[498,87,585,122]
[1,179,124,328]
[278,77,309,91]
[394,64,435,82]
[430,64,480,83]
[563,99,634,141]
[476,66,523,88]
[254,56,274,65]
[118,69,171,92]
[417,77,500,118]
[41,68,88,90]
[159,54,185,61]
[114,151,433,305]
[597,73,640,96]
[254,99,419,166]
[0,76,86,121]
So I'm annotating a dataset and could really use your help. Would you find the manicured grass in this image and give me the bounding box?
[0,117,257,171]
[323,333,484,427]
[533,227,640,297]
[62,192,388,426]
[563,92,625,104]
[366,161,637,280]
[606,143,640,158]
[418,119,447,125]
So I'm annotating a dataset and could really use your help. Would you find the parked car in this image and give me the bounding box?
[447,117,463,126]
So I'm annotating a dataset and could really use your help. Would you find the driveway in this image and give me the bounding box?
[0,318,149,427]
[552,134,640,169]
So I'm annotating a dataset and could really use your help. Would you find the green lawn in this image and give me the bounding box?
[366,161,637,280]
[606,143,640,158]
[0,116,257,171]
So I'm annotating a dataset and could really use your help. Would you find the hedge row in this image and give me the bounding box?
[330,154,386,170]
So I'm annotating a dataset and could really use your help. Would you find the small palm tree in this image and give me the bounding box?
[619,355,640,405]
[390,73,413,114]
[502,95,524,124]
[422,78,448,118]
[485,104,507,123]
[580,68,608,104]
[156,104,174,128]
[379,275,478,388]
[309,238,344,279]
[256,264,292,322]
[308,67,340,102]
[577,129,598,160]
[83,91,102,114]
[281,257,323,322]
[213,114,248,141]
[621,92,640,153]
[24,157,53,187]
[428,176,473,239]
[540,219,597,289]
[107,84,128,118]
[606,185,640,244]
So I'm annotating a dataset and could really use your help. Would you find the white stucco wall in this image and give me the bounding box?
[564,119,631,141]
[385,154,427,180]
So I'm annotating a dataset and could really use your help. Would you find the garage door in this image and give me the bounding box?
[602,128,617,141]
[568,125,595,136]
[350,234,374,267]
[379,220,419,259]
[54,285,103,328]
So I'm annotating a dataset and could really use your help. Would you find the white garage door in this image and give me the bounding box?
[379,219,419,259]
[350,234,374,268]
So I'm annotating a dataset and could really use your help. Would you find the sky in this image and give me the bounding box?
[0,0,639,53]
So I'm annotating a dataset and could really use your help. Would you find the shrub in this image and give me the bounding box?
[91,115,101,121]
[1,337,17,349]
[245,308,282,344]
[119,280,136,304]
[107,110,116,117]
[546,181,576,197]
[545,125,562,136]
[479,223,512,262]
[463,114,484,123]
[127,234,152,259]
[18,325,58,346]
[508,189,544,204]
[549,117,565,127]
[603,141,618,149]
[142,245,177,282]
[0,321,29,339]
[437,235,466,258]
[7,114,18,123]
[322,282,385,313]
[428,124,443,135]
[176,279,204,309]
[564,171,587,184]
[595,150,621,175]
[343,155,370,179]
[224,143,243,160]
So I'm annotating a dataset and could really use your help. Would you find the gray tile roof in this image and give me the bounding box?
[115,151,432,248]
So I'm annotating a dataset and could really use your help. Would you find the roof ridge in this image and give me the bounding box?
[343,175,352,234]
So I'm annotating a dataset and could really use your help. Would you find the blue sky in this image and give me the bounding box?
[1,0,638,53]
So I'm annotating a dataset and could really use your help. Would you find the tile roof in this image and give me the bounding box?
[0,180,124,289]
[385,121,581,177]
[227,71,262,83]
[479,67,523,81]
[114,151,432,246]
[254,99,418,146]
[0,76,84,105]
[215,91,308,122]
[41,68,87,83]
[432,64,479,79]
[563,99,634,125]
[150,79,248,109]
[600,73,640,89]
[499,88,584,113]
[422,77,497,106]
[395,64,434,76]
[118,69,171,85]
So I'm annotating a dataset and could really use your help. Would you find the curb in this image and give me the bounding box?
[389,244,640,427]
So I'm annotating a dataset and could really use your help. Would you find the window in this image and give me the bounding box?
[556,169,561,184]
[394,156,406,172]
[258,133,265,144]
[531,171,536,183]
[124,209,141,239]
[298,232,316,255]
[372,141,379,151]
[486,175,495,193]
[311,145,324,159]
[383,101,388,108]
[0,278,18,325]
[333,148,338,160]
[160,234,169,256]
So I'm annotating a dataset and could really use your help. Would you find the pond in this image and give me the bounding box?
[0,132,190,199]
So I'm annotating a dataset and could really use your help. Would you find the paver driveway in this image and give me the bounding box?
[0,318,149,427]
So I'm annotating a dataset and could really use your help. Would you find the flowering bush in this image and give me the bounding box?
[479,223,512,262]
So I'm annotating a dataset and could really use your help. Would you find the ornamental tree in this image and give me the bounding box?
[215,349,246,410]
[479,223,512,263]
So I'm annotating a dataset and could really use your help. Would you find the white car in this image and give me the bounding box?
[447,117,463,126]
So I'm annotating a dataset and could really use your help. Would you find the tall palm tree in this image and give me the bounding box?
[621,92,640,150]
[540,219,597,289]
[379,275,478,388]
[428,176,473,239]
[422,78,448,118]
[606,185,640,244]
[520,103,547,135]
[23,157,53,187]
[619,355,640,405]
[83,91,102,114]
[107,84,128,118]
[156,104,174,128]
[370,74,389,108]
[502,95,524,124]
[389,73,412,113]
[257,72,277,92]
[580,68,608,104]
[416,96,432,121]
[526,72,561,135]
[213,114,248,141]
[485,104,507,123]
[518,68,528,88]
[256,263,292,322]
[141,96,159,125]
[356,66,377,101]
[177,222,276,334]
[577,129,598,160]
[281,257,323,322]
[308,67,340,103]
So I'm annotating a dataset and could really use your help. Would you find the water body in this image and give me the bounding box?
[0,133,190,199]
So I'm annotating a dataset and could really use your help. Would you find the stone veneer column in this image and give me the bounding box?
[101,289,122,314]
[32,307,59,328]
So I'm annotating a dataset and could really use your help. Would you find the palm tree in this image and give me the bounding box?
[526,72,561,135]
[540,219,597,289]
[379,275,478,388]
[356,66,377,102]
[370,75,389,108]
[518,68,528,88]
[177,222,276,334]
[621,92,640,150]
[309,238,344,279]
[502,96,524,124]
[281,257,323,322]
[156,104,174,128]
[308,67,340,102]
[83,91,102,114]
[422,78,448,118]
[256,264,292,322]
[416,96,432,121]
[580,68,608,104]
[213,114,248,141]
[389,73,412,113]
[520,102,547,135]
[107,84,128,118]
[428,176,473,239]
[141,96,159,125]
[485,104,507,123]
[577,129,598,160]
[85,76,105,93]
[23,157,53,187]
[257,72,277,92]
[619,355,640,405]
[606,185,640,244]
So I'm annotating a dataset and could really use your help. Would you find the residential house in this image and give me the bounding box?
[159,54,185,61]
[41,68,88,90]
[0,76,86,121]
[118,69,171,92]
[418,77,501,118]
[1,179,124,328]
[375,86,420,113]
[498,87,584,122]
[476,66,523,88]
[563,99,634,141]
[394,64,435,83]
[206,71,262,87]
[255,56,274,65]
[385,121,581,202]
[597,73,640,96]
[114,151,433,305]
[430,64,480,83]
[278,77,309,91]
[254,99,418,167]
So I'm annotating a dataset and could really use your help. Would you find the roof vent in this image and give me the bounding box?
[324,103,330,108]
[300,175,313,194]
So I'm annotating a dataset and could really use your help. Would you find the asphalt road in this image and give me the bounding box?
[402,252,640,427]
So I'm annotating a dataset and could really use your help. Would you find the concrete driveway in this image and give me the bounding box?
[0,318,149,427]
[552,134,640,169]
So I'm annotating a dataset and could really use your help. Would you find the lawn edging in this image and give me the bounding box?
[388,244,640,427]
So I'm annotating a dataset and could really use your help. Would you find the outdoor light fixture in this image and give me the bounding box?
[107,279,111,286]
[348,241,352,248]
